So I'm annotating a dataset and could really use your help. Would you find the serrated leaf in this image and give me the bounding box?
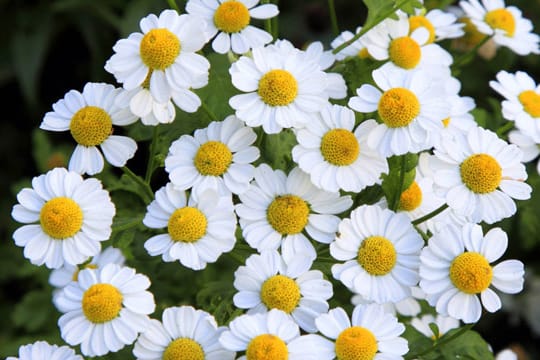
[438,329,494,360]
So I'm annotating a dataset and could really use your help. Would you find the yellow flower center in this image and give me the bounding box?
[388,36,421,69]
[163,338,205,360]
[320,129,360,166]
[267,195,309,235]
[460,153,502,194]
[168,207,207,243]
[82,283,123,323]
[72,264,98,282]
[459,17,488,46]
[258,70,298,107]
[335,326,378,360]
[40,197,83,239]
[194,141,233,176]
[214,0,251,34]
[140,28,181,70]
[358,48,370,59]
[518,90,540,117]
[409,15,436,44]
[442,117,451,128]
[378,88,420,128]
[260,275,301,314]
[70,106,112,146]
[246,334,288,360]
[357,236,397,276]
[398,181,423,212]
[484,8,516,36]
[449,252,493,294]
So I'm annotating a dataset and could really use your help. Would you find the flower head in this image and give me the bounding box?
[7,341,83,360]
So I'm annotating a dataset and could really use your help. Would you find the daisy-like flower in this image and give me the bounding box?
[410,314,460,339]
[56,263,156,357]
[490,70,540,141]
[431,126,531,224]
[11,167,115,269]
[143,183,236,270]
[330,204,424,303]
[219,308,317,359]
[235,164,352,261]
[229,43,330,134]
[186,0,279,54]
[165,115,260,197]
[331,26,371,60]
[409,8,465,44]
[307,304,409,360]
[348,63,449,157]
[419,223,525,323]
[7,341,83,360]
[433,93,476,147]
[459,0,540,56]
[105,9,210,104]
[233,250,333,333]
[508,129,540,175]
[292,104,388,193]
[133,305,235,360]
[40,82,138,175]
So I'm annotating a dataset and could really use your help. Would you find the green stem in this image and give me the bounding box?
[201,101,218,122]
[167,0,181,12]
[405,323,475,359]
[122,166,154,203]
[412,204,449,226]
[328,0,339,36]
[145,126,159,184]
[451,35,493,70]
[227,251,246,264]
[390,155,407,211]
[112,216,143,233]
[496,121,514,137]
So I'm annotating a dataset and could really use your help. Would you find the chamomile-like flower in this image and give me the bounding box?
[459,0,540,55]
[409,8,465,43]
[229,43,330,134]
[292,104,388,193]
[133,305,235,360]
[105,9,210,103]
[11,167,115,269]
[432,126,531,224]
[235,164,352,261]
[186,0,279,54]
[56,263,156,357]
[143,183,236,270]
[331,204,424,303]
[348,63,449,157]
[419,223,524,323]
[410,314,460,339]
[508,129,540,175]
[434,93,476,146]
[165,115,260,197]
[7,341,83,360]
[331,26,370,60]
[40,82,138,175]
[233,250,333,333]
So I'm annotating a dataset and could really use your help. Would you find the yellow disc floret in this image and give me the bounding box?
[163,338,205,360]
[398,181,423,212]
[258,70,298,107]
[460,153,502,194]
[40,197,83,239]
[335,326,378,360]
[70,106,112,146]
[442,117,451,128]
[140,28,181,70]
[260,275,301,313]
[194,141,233,176]
[168,207,207,243]
[378,88,420,128]
[409,15,436,44]
[321,129,360,166]
[358,48,371,59]
[246,334,288,360]
[388,37,422,69]
[484,8,516,37]
[450,252,493,294]
[82,283,123,323]
[267,195,309,235]
[358,236,397,276]
[214,0,251,34]
[518,90,540,117]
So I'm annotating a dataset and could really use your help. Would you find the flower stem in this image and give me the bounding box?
[122,166,154,204]
[390,155,407,211]
[167,0,181,12]
[451,35,493,70]
[112,216,143,233]
[496,121,514,137]
[405,323,476,359]
[145,126,159,184]
[412,204,449,226]
[328,0,339,36]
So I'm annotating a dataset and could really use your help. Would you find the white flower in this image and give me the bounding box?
[409,8,465,43]
[508,129,540,174]
[11,167,115,269]
[331,204,424,303]
[56,263,155,357]
[165,115,260,197]
[419,223,525,323]
[186,0,279,54]
[459,0,540,55]
[432,126,531,224]
[40,82,138,175]
[410,314,460,339]
[233,250,333,333]
[235,164,352,261]
[143,183,236,270]
[292,104,388,192]
[229,42,330,134]
[115,87,176,126]
[433,93,476,147]
[351,286,426,317]
[6,341,83,360]
[133,305,235,360]
[331,26,370,60]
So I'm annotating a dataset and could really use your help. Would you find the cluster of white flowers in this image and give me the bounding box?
[9,0,540,358]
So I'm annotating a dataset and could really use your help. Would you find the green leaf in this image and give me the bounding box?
[381,153,418,211]
[12,290,55,332]
[438,328,494,360]
[260,129,297,171]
